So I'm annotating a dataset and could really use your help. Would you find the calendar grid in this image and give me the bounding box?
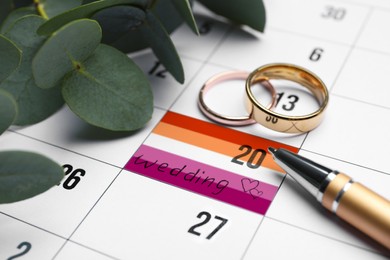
[1,0,389,259]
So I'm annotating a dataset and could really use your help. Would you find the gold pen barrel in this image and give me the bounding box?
[322,173,390,249]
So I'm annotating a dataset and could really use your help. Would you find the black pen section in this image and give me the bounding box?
[268,147,390,250]
[268,147,333,190]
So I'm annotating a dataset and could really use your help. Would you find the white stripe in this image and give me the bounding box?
[332,180,353,213]
[144,133,282,186]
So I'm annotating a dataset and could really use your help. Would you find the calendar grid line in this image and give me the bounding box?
[299,148,390,176]
[331,92,390,111]
[298,133,309,150]
[266,26,355,47]
[192,59,241,72]
[54,240,120,260]
[7,130,124,169]
[239,214,267,260]
[51,240,70,260]
[327,7,373,93]
[239,169,293,258]
[333,0,390,10]
[355,45,390,57]
[178,52,209,65]
[0,212,68,240]
[52,169,126,259]
[65,169,124,238]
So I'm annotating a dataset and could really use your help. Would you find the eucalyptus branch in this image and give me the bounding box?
[0,0,266,204]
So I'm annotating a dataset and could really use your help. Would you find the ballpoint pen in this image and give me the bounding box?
[268,147,390,250]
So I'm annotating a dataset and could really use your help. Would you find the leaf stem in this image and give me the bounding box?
[33,0,48,20]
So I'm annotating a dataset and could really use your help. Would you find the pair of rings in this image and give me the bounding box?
[198,63,329,133]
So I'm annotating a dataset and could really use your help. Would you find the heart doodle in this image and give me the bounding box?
[241,178,259,192]
[241,178,263,199]
[249,188,263,199]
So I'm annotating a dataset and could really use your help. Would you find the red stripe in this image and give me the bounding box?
[161,111,298,153]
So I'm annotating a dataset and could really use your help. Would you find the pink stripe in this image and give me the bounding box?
[125,145,278,215]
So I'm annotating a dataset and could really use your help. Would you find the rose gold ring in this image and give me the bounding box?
[198,70,277,126]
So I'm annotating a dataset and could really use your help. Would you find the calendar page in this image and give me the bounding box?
[1,0,390,259]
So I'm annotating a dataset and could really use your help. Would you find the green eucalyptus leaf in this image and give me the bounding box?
[197,0,266,32]
[172,0,198,35]
[151,0,186,34]
[0,0,13,25]
[32,19,101,89]
[140,10,184,83]
[91,5,145,43]
[0,15,64,125]
[110,0,185,53]
[0,6,37,34]
[62,44,153,131]
[0,151,64,204]
[0,34,21,83]
[37,0,147,35]
[35,0,82,19]
[0,89,18,134]
[108,27,147,53]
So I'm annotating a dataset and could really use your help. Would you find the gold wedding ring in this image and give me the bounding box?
[198,70,277,126]
[245,63,329,133]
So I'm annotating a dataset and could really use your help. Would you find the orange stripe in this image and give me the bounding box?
[154,122,285,172]
[161,111,298,153]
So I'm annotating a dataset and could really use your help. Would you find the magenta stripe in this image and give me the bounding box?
[125,145,278,215]
[132,144,277,200]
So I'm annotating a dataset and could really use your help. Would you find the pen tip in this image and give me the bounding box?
[268,147,277,154]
